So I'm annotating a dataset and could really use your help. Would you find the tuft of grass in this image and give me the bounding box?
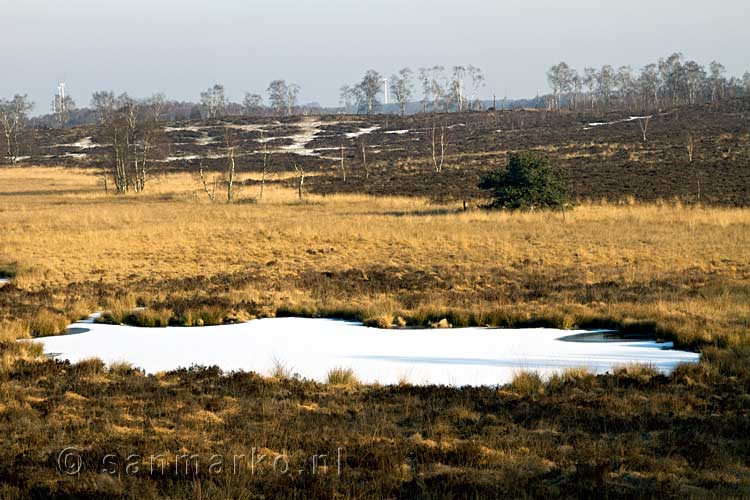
[326,367,359,387]
[0,341,44,372]
[108,361,138,376]
[98,295,138,325]
[124,308,172,328]
[0,320,31,342]
[364,315,393,329]
[509,371,544,396]
[612,363,661,385]
[73,358,106,375]
[29,310,69,337]
[547,367,597,390]
[269,357,293,380]
[171,305,228,326]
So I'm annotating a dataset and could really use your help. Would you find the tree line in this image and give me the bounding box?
[546,53,750,112]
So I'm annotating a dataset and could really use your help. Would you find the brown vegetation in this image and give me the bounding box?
[0,167,749,497]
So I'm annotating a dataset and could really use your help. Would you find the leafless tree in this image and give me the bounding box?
[429,66,447,112]
[355,70,383,115]
[91,91,115,124]
[467,65,485,110]
[597,65,616,108]
[547,62,573,110]
[709,61,726,102]
[224,127,237,202]
[52,93,75,128]
[684,60,706,105]
[243,93,264,116]
[267,80,299,116]
[0,95,33,164]
[200,84,226,119]
[686,133,696,163]
[583,67,597,110]
[389,68,413,115]
[359,136,369,179]
[636,116,652,142]
[339,85,356,114]
[431,118,447,172]
[337,144,347,181]
[259,130,271,199]
[638,64,661,110]
[418,67,431,113]
[450,66,467,111]
[198,163,218,202]
[293,162,305,200]
[97,93,163,193]
[147,93,167,122]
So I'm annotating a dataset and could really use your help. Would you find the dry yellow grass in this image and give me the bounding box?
[1,166,748,348]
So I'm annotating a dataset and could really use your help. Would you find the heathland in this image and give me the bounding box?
[0,165,749,497]
[1,97,750,497]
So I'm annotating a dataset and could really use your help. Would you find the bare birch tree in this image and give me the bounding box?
[686,133,696,163]
[389,68,413,115]
[0,95,33,164]
[431,118,447,173]
[636,116,652,142]
[224,127,237,202]
[200,84,226,119]
[293,163,305,200]
[359,136,369,179]
[467,65,485,110]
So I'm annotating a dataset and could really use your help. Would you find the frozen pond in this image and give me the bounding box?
[34,317,699,386]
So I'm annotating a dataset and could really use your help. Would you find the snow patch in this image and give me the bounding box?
[585,115,653,130]
[345,126,381,139]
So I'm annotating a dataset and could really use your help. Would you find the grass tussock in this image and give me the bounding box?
[0,320,30,342]
[107,361,139,376]
[72,357,106,376]
[28,310,69,337]
[268,357,294,380]
[326,367,359,387]
[509,371,545,396]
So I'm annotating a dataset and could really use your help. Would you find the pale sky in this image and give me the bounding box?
[1,0,748,113]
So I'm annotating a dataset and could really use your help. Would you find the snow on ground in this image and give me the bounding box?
[164,125,206,132]
[584,115,652,130]
[34,317,699,387]
[0,278,9,286]
[345,126,381,139]
[384,129,410,135]
[195,133,217,146]
[53,137,101,149]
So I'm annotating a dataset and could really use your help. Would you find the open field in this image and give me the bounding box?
[1,167,750,497]
[1,167,749,348]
